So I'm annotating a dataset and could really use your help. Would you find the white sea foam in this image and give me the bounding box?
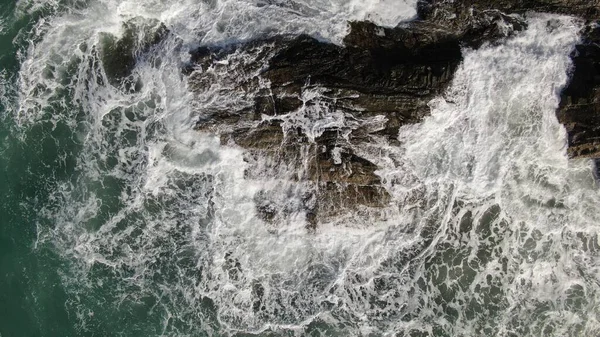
[10,0,600,334]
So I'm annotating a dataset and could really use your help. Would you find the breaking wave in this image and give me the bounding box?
[2,0,599,335]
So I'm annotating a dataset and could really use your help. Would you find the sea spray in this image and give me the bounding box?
[1,0,599,335]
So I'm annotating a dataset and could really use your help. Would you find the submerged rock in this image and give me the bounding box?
[99,17,168,88]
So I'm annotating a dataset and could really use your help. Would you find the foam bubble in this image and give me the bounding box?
[10,0,600,334]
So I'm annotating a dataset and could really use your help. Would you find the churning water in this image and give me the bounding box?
[0,0,599,336]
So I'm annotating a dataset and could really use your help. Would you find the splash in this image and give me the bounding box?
[6,0,600,334]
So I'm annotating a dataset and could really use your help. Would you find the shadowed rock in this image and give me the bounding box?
[419,0,600,159]
[557,23,600,158]
[187,0,600,226]
[99,17,168,88]
[187,4,529,226]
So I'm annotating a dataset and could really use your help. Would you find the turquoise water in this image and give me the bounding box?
[1,1,599,336]
[0,2,76,335]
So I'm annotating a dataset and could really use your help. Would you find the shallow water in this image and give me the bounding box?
[0,0,599,336]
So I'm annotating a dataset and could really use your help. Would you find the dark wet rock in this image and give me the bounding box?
[418,0,600,22]
[346,13,526,51]
[264,33,460,97]
[227,121,285,150]
[418,1,600,160]
[187,2,531,226]
[99,17,168,87]
[187,0,600,225]
[557,23,600,158]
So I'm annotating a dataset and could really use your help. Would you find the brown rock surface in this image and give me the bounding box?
[187,0,600,225]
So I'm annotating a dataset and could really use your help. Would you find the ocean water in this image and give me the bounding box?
[0,0,599,336]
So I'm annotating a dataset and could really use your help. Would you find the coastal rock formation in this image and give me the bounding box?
[557,24,600,158]
[419,0,600,159]
[187,4,527,226]
[419,0,600,22]
[187,0,600,225]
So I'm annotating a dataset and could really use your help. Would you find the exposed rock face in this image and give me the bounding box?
[187,0,600,225]
[557,24,600,158]
[419,0,600,159]
[187,4,527,226]
[419,0,600,22]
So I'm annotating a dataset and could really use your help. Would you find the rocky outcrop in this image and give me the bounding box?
[186,0,600,225]
[419,2,600,159]
[418,0,600,22]
[187,4,528,226]
[557,23,600,158]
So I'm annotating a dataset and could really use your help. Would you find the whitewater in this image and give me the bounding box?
[0,0,599,336]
